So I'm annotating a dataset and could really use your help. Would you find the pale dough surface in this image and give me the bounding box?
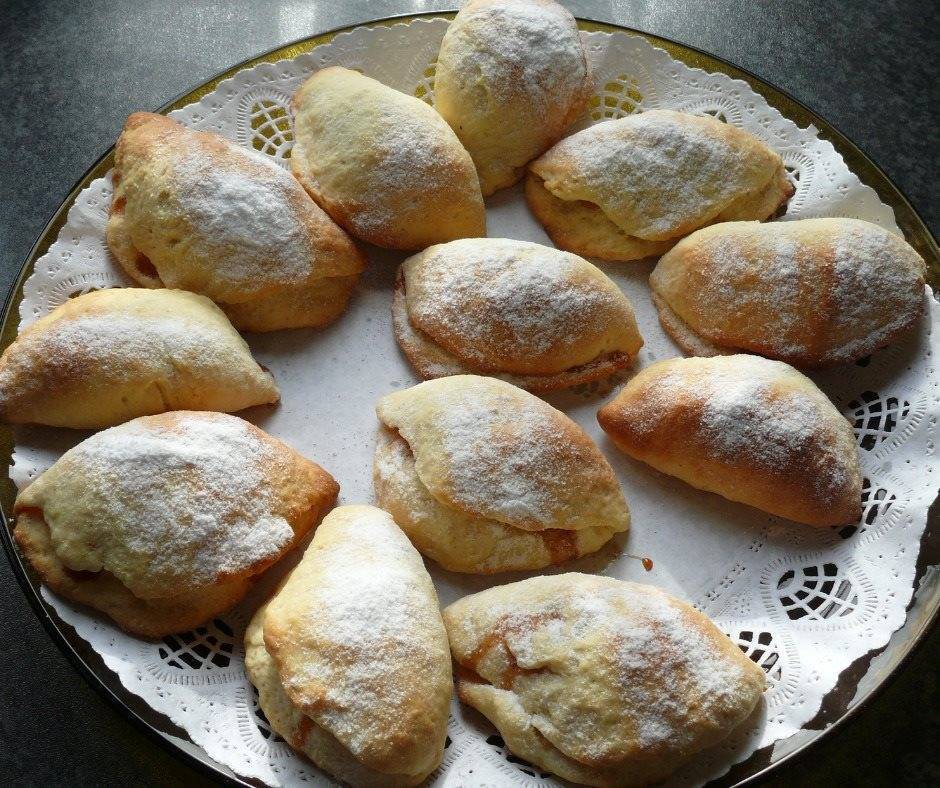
[291,67,485,250]
[649,218,928,365]
[107,112,365,331]
[373,426,620,574]
[14,411,338,637]
[444,573,766,787]
[252,506,451,785]
[394,238,643,389]
[0,288,279,428]
[434,0,593,195]
[375,375,631,534]
[527,110,793,261]
[597,354,863,527]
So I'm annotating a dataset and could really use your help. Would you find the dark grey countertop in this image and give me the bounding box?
[0,1,937,785]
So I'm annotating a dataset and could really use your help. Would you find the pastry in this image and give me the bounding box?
[107,112,365,331]
[597,354,862,526]
[526,110,793,261]
[374,375,629,573]
[444,573,766,787]
[0,288,278,429]
[649,218,928,365]
[245,505,451,786]
[434,0,593,195]
[393,238,643,391]
[290,67,486,250]
[14,411,338,637]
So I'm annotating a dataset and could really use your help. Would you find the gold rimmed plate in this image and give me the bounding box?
[0,12,936,787]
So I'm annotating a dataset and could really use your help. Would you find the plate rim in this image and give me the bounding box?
[0,10,936,787]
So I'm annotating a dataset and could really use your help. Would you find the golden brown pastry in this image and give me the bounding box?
[597,354,862,526]
[526,110,793,261]
[245,505,451,786]
[374,375,629,573]
[393,238,643,391]
[0,288,278,429]
[444,573,766,787]
[649,218,928,365]
[14,411,338,637]
[107,112,365,331]
[434,0,593,195]
[290,67,486,250]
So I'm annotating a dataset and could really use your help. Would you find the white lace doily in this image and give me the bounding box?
[9,18,938,787]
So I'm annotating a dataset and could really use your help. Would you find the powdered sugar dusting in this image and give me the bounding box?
[440,0,588,121]
[406,239,615,360]
[478,577,755,757]
[173,142,313,288]
[9,20,934,788]
[572,585,748,754]
[829,221,928,358]
[35,413,292,598]
[8,311,244,381]
[435,393,560,525]
[380,377,626,531]
[312,512,422,650]
[696,231,808,357]
[664,219,926,363]
[341,112,462,236]
[536,111,777,240]
[633,356,852,499]
[282,508,438,760]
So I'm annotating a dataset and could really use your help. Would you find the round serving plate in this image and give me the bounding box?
[1,11,937,787]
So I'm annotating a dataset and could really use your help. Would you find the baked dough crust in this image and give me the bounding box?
[376,375,630,532]
[245,605,421,788]
[434,0,593,195]
[15,510,253,639]
[107,112,365,331]
[220,274,361,332]
[392,238,643,390]
[374,376,629,573]
[649,218,928,366]
[525,173,676,262]
[374,427,618,573]
[14,411,338,637]
[597,354,862,526]
[392,277,635,392]
[0,288,278,429]
[290,67,486,250]
[246,505,451,785]
[444,573,766,787]
[649,290,728,358]
[526,110,793,261]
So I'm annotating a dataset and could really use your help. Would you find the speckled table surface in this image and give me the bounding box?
[0,1,937,785]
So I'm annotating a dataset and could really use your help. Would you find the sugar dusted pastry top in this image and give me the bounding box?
[108,112,364,307]
[373,425,625,575]
[529,110,787,241]
[597,354,862,527]
[649,218,928,366]
[376,375,630,532]
[434,0,593,195]
[0,288,278,429]
[290,67,486,250]
[15,411,336,600]
[400,238,642,376]
[444,573,766,786]
[261,505,451,781]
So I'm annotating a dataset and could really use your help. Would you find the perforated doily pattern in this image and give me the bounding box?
[10,19,939,788]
